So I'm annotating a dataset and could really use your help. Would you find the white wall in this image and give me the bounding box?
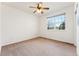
[1,4,39,46]
[0,3,2,53]
[76,3,79,56]
[40,6,75,44]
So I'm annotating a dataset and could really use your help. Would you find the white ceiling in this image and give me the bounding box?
[2,2,74,15]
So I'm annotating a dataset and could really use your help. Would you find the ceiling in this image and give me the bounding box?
[2,2,74,15]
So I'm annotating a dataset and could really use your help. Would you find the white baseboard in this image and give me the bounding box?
[1,36,38,46]
[40,36,75,45]
[1,36,76,46]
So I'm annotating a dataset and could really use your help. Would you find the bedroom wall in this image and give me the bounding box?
[1,4,39,46]
[76,3,79,56]
[39,6,75,44]
[0,3,1,53]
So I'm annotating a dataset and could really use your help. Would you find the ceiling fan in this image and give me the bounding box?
[29,2,49,14]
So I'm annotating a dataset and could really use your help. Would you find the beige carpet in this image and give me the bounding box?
[1,37,76,56]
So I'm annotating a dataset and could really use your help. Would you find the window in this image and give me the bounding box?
[47,13,65,30]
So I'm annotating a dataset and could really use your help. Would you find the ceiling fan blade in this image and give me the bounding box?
[43,7,49,10]
[33,10,36,13]
[39,2,43,6]
[41,11,43,14]
[37,2,43,8]
[29,6,36,8]
[39,2,43,4]
[37,3,39,8]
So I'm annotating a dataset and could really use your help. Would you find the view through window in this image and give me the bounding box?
[47,14,65,30]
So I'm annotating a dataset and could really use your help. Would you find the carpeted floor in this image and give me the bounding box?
[1,37,76,56]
